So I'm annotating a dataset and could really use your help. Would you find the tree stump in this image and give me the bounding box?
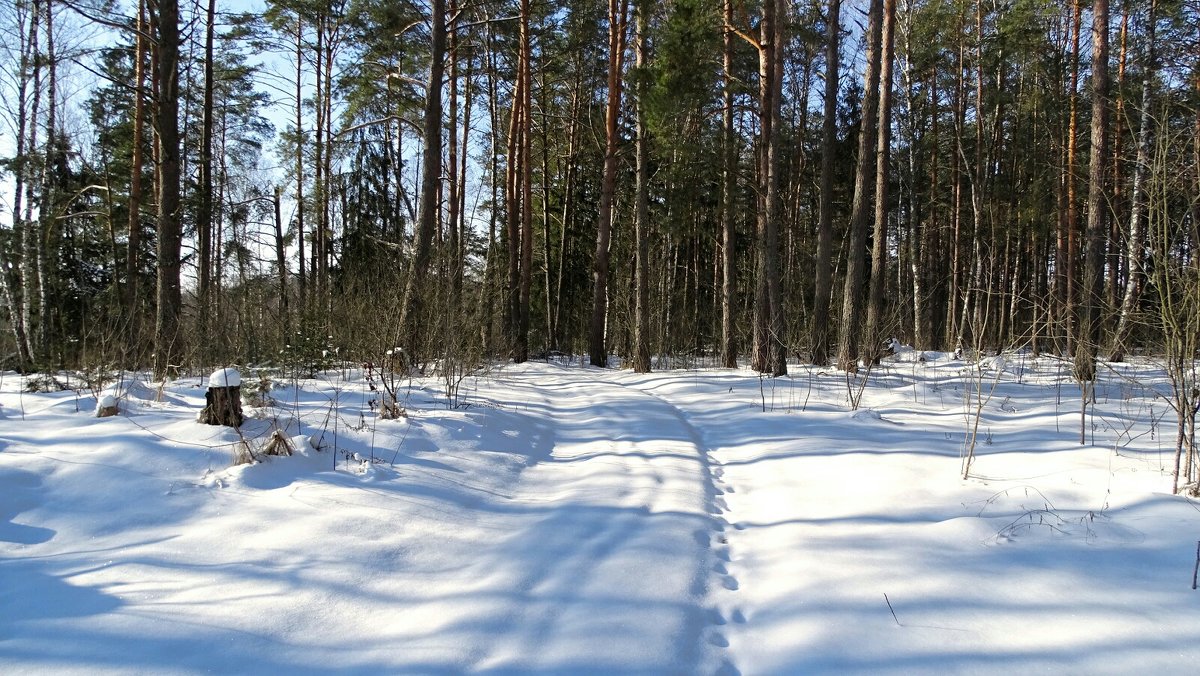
[96,394,119,418]
[199,368,243,427]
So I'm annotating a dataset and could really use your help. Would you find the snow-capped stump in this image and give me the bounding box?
[198,368,244,427]
[95,394,119,418]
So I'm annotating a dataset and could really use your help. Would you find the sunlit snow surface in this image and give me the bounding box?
[2,355,1199,674]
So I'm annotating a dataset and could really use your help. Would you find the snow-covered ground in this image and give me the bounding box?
[2,354,1199,674]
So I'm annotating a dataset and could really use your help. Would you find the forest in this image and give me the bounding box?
[0,0,1197,383]
[7,2,1200,667]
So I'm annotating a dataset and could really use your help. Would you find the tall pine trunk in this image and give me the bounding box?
[720,0,738,369]
[517,0,533,363]
[810,0,840,366]
[589,0,629,368]
[397,0,446,355]
[751,0,787,376]
[197,0,216,349]
[864,0,898,363]
[1074,0,1109,389]
[125,0,147,357]
[837,0,883,373]
[153,0,184,379]
[632,0,651,374]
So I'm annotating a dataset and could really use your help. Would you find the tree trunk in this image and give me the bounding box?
[199,386,244,427]
[313,17,325,306]
[751,0,787,376]
[1073,0,1108,385]
[5,0,36,368]
[447,0,461,310]
[197,0,216,344]
[720,0,738,369]
[273,186,289,324]
[811,0,840,366]
[632,0,651,374]
[480,18,500,355]
[397,0,446,355]
[836,0,883,373]
[589,0,629,368]
[504,37,522,353]
[153,0,184,380]
[1110,0,1156,362]
[1066,0,1083,356]
[22,0,42,362]
[864,0,898,363]
[517,0,534,363]
[294,15,306,310]
[124,0,147,358]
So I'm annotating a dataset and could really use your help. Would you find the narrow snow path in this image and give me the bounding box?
[470,362,727,673]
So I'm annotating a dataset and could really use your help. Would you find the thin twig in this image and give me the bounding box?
[884,593,901,626]
[1192,540,1199,590]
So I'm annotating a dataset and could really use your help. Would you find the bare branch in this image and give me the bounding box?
[334,114,422,139]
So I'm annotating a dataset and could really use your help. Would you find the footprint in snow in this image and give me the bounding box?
[722,576,739,591]
[709,632,730,648]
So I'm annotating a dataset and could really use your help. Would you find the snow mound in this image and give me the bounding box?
[980,355,1008,372]
[118,379,160,401]
[209,368,242,388]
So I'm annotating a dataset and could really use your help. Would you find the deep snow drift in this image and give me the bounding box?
[2,354,1199,674]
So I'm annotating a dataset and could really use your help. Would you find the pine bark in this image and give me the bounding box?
[589,0,629,368]
[153,0,184,379]
[1074,0,1109,384]
[398,0,446,353]
[517,0,534,363]
[751,0,787,376]
[632,0,651,374]
[1065,0,1083,355]
[125,0,147,353]
[273,186,288,322]
[864,0,898,364]
[811,0,840,366]
[720,0,738,369]
[197,0,216,343]
[294,16,306,310]
[836,0,884,373]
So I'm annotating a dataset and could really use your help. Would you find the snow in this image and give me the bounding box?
[2,357,1199,674]
[208,368,242,388]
